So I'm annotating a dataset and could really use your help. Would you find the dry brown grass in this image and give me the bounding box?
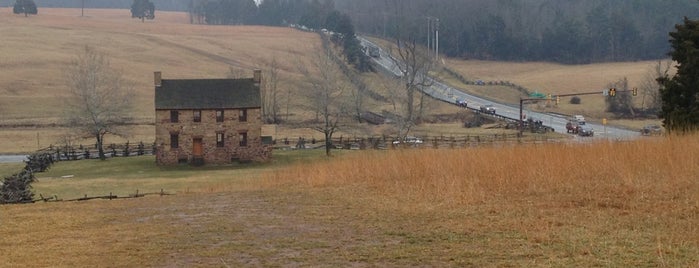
[1,135,697,266]
[256,134,699,265]
[0,8,323,152]
[0,8,318,119]
[441,59,668,123]
[444,59,656,94]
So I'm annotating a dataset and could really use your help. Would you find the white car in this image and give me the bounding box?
[392,136,423,145]
[573,115,586,125]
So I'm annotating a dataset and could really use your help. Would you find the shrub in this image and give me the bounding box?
[0,169,36,204]
[570,96,581,104]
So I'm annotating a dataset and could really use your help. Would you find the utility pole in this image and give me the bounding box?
[426,16,440,62]
[426,17,432,58]
[435,18,439,62]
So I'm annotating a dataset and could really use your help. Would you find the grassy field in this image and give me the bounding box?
[0,8,322,153]
[1,134,697,266]
[439,59,669,121]
[0,8,663,153]
[2,11,689,266]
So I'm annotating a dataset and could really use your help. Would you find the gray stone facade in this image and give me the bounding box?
[154,71,271,165]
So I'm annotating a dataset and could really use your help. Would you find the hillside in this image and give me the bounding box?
[0,8,659,153]
[0,8,322,152]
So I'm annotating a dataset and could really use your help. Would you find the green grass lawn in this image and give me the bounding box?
[31,149,333,199]
[0,162,25,178]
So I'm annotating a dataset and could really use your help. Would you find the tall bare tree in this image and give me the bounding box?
[605,77,635,117]
[639,60,672,114]
[64,46,134,160]
[298,46,350,156]
[262,56,281,124]
[389,37,434,138]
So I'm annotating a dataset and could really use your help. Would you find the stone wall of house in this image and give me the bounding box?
[155,107,271,165]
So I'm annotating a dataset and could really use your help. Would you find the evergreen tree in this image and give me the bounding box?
[131,0,155,22]
[13,0,38,17]
[659,17,699,133]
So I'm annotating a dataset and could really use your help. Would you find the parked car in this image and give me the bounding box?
[640,124,662,136]
[479,104,496,114]
[578,126,594,137]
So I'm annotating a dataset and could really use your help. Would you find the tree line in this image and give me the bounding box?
[335,0,699,64]
[5,0,186,11]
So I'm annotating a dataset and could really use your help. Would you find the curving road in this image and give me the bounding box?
[0,155,27,163]
[358,37,640,140]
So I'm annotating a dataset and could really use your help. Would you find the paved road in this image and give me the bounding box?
[358,37,640,140]
[0,155,28,163]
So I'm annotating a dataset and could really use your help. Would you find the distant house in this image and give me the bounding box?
[154,70,271,165]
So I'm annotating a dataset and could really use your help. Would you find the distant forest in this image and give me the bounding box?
[335,0,699,63]
[0,0,187,10]
[8,0,699,63]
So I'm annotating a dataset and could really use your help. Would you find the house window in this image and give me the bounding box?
[239,132,248,147]
[239,109,247,122]
[216,110,224,122]
[170,110,179,123]
[193,110,201,122]
[216,132,225,147]
[170,133,179,148]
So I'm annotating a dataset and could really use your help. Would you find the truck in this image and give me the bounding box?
[367,46,380,58]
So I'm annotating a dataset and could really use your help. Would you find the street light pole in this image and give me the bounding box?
[427,17,431,58]
[435,18,439,62]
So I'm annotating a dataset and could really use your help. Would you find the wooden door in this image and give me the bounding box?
[192,138,203,157]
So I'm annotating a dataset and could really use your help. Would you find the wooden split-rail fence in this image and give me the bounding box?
[274,134,552,150]
[35,189,173,203]
[34,134,551,163]
[36,141,156,161]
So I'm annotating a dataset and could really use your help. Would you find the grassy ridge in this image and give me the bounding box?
[1,136,697,266]
[0,8,659,154]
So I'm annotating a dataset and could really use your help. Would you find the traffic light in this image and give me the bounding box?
[632,87,638,96]
[609,88,616,97]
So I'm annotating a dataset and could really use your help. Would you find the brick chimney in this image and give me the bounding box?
[253,69,262,85]
[154,71,162,87]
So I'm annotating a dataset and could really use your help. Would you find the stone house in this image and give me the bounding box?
[154,70,271,165]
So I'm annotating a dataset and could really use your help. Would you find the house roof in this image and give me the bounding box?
[155,78,260,110]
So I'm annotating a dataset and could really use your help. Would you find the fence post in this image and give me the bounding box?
[110,144,117,157]
[123,141,130,157]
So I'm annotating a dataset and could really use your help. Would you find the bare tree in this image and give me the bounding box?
[605,77,635,117]
[639,60,672,114]
[64,46,134,160]
[298,46,350,156]
[349,75,365,123]
[388,36,434,138]
[261,56,281,124]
